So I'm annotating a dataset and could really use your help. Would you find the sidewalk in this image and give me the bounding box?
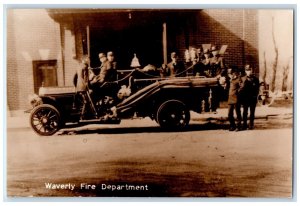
[190,106,293,122]
[7,106,293,129]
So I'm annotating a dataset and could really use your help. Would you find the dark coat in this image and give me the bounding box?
[209,55,225,76]
[92,60,117,84]
[74,63,89,91]
[192,62,205,76]
[239,75,260,104]
[228,76,241,104]
[103,61,117,82]
[201,57,212,77]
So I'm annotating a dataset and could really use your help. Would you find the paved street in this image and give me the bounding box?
[6,107,293,197]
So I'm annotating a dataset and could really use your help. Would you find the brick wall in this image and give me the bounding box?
[243,10,259,74]
[7,9,63,112]
[169,9,259,73]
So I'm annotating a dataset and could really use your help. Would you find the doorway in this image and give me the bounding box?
[89,22,163,69]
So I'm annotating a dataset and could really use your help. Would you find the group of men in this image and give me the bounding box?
[76,46,225,90]
[194,46,225,77]
[160,46,225,78]
[74,51,117,93]
[162,48,260,131]
[227,65,260,131]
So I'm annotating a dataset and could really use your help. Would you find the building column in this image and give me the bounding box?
[63,27,79,86]
[86,25,90,66]
[162,22,167,65]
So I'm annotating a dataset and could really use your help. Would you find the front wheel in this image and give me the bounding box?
[30,104,61,136]
[156,100,190,129]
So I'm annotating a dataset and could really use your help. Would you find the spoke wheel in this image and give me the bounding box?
[156,100,190,129]
[30,104,61,136]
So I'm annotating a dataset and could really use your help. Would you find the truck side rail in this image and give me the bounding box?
[116,77,219,114]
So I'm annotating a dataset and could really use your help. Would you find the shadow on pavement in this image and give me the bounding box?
[58,117,292,136]
[58,122,229,136]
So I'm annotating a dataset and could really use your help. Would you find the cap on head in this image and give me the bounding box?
[98,53,106,58]
[211,46,218,52]
[203,49,210,54]
[170,52,177,58]
[107,51,114,57]
[245,64,252,71]
[232,69,239,75]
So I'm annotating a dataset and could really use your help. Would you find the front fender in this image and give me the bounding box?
[38,96,63,112]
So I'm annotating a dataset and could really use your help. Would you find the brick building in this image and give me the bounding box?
[7,9,260,114]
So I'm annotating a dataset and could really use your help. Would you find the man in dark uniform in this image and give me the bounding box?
[227,69,242,131]
[167,52,186,77]
[105,51,118,82]
[210,46,225,77]
[191,58,204,77]
[73,56,97,119]
[74,56,90,92]
[239,65,260,130]
[201,49,212,77]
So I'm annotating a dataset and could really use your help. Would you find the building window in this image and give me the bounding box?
[32,60,58,93]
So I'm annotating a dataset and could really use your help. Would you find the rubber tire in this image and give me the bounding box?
[30,104,61,136]
[156,100,190,129]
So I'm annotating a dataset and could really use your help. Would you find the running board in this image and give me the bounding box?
[79,118,121,124]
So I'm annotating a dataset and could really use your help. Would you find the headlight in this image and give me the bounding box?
[28,94,42,107]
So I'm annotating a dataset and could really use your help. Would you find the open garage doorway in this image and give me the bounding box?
[89,21,163,69]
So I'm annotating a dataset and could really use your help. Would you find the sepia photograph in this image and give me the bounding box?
[6,7,294,198]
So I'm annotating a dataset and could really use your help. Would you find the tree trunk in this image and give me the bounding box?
[262,51,267,84]
[282,57,292,91]
[282,65,289,92]
[270,17,278,92]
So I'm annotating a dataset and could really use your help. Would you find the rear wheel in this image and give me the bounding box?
[30,104,61,136]
[156,100,190,129]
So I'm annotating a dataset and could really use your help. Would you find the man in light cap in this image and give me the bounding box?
[239,64,260,130]
[89,53,107,81]
[99,52,107,65]
[167,52,186,77]
[89,52,108,94]
[209,46,225,77]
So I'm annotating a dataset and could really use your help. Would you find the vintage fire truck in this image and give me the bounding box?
[28,69,222,136]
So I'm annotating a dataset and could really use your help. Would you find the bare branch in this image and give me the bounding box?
[262,51,267,83]
[282,56,293,91]
[270,16,278,92]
